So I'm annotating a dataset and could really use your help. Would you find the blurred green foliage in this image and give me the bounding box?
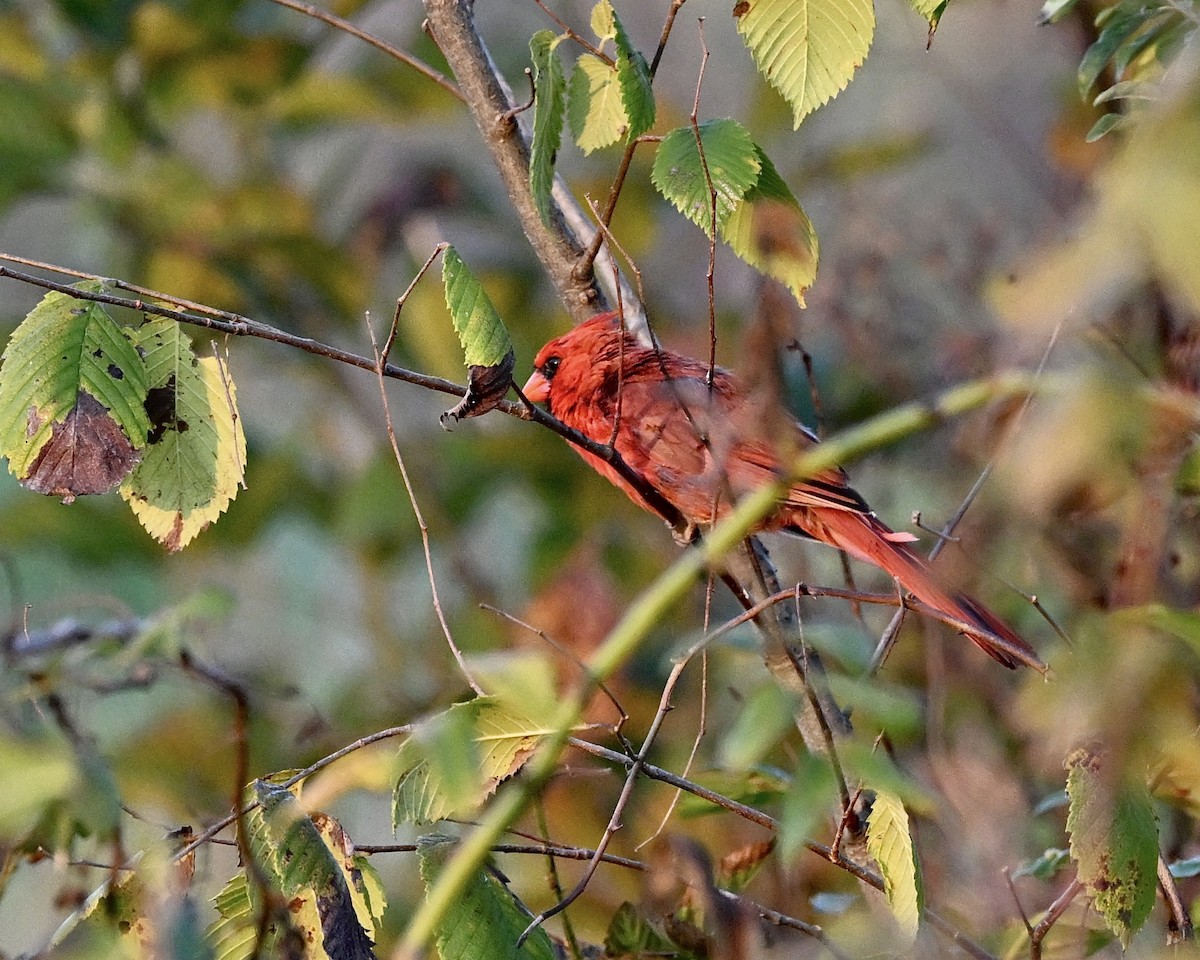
[0,0,1199,957]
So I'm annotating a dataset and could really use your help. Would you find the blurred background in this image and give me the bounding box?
[2,0,1198,954]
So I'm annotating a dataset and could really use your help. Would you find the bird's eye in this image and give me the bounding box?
[542,356,561,378]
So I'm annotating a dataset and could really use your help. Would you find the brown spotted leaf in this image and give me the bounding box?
[1065,747,1159,947]
[22,391,140,501]
[0,284,150,501]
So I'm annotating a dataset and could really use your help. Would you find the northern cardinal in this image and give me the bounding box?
[522,312,1039,669]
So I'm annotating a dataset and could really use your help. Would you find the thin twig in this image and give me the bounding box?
[356,840,641,868]
[178,652,278,958]
[649,0,689,76]
[783,596,852,813]
[699,579,1045,671]
[1003,867,1035,936]
[1028,878,1083,960]
[531,0,610,60]
[518,653,695,943]
[869,320,1064,673]
[173,724,412,863]
[535,801,582,960]
[479,603,627,724]
[383,243,447,365]
[368,315,483,695]
[686,19,719,385]
[565,736,998,960]
[1157,854,1194,943]
[583,192,649,323]
[267,0,463,101]
[636,646,708,850]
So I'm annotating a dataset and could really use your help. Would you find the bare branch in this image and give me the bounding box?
[422,0,601,320]
[268,0,463,101]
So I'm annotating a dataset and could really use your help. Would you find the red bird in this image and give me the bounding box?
[522,312,1040,669]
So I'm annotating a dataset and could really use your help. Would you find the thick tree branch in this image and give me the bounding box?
[422,0,603,322]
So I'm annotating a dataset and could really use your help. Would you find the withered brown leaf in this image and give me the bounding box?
[23,391,140,502]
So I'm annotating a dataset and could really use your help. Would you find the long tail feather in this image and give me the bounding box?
[805,511,1042,670]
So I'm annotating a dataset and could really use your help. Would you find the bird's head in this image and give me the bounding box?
[522,312,633,409]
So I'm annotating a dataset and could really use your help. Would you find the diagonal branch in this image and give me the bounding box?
[422,0,602,321]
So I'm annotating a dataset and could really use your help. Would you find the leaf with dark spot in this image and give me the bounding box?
[145,376,180,444]
[22,391,140,502]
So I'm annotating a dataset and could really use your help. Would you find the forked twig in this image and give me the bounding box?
[1029,878,1083,959]
[564,736,998,960]
[517,650,700,944]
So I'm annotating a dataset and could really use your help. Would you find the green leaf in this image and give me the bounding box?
[907,0,948,29]
[0,732,78,843]
[734,0,875,128]
[603,902,676,957]
[1085,111,1129,142]
[1113,604,1200,654]
[393,698,548,826]
[866,789,922,940]
[529,31,566,226]
[677,768,789,818]
[651,119,762,234]
[777,753,836,865]
[841,741,936,815]
[1065,748,1159,947]
[465,650,560,728]
[720,144,818,305]
[206,874,257,960]
[440,246,516,424]
[118,320,246,552]
[1011,847,1071,881]
[49,869,147,958]
[613,11,655,141]
[1078,11,1144,99]
[417,834,557,960]
[0,283,150,500]
[567,54,628,154]
[717,682,795,770]
[1094,79,1156,106]
[442,248,512,369]
[826,673,921,739]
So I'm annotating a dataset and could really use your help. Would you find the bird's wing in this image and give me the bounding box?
[611,375,871,521]
[728,439,873,515]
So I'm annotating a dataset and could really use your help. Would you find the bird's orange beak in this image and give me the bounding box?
[522,370,551,404]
